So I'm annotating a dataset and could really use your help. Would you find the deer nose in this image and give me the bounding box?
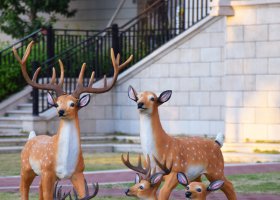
[185,191,192,198]
[137,102,144,109]
[125,188,130,196]
[58,110,65,117]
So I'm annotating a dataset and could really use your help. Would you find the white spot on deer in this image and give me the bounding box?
[29,158,41,175]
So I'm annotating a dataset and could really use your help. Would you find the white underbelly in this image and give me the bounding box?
[186,165,205,181]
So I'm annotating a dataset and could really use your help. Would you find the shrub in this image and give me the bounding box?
[0,62,28,101]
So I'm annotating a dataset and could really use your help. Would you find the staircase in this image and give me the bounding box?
[0,0,210,137]
[0,94,33,136]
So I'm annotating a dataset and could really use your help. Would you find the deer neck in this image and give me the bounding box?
[55,115,81,179]
[139,108,168,159]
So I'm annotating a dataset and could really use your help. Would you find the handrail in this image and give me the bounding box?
[0,29,42,53]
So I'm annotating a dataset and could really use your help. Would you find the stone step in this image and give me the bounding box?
[6,110,33,117]
[0,124,22,134]
[0,117,23,125]
[223,152,280,163]
[17,103,32,111]
[0,135,140,147]
[222,142,280,153]
[0,143,140,153]
[0,144,279,163]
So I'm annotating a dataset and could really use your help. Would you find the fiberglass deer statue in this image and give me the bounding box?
[13,41,132,200]
[127,86,236,200]
[177,172,224,200]
[121,153,172,200]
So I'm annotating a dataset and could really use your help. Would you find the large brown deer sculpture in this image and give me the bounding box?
[128,86,236,200]
[13,41,132,200]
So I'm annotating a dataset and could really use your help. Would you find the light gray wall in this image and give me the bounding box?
[54,0,138,29]
[78,0,280,143]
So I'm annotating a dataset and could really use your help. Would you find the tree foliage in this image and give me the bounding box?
[0,0,76,38]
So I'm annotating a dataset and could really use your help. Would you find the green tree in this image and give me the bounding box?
[0,0,76,38]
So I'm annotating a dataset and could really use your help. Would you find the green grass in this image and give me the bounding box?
[254,149,280,154]
[0,152,279,199]
[0,193,38,200]
[0,152,139,176]
[228,172,280,194]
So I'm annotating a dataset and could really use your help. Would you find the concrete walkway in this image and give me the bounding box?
[0,163,279,199]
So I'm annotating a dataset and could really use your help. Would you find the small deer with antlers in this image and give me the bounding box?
[177,172,224,200]
[122,153,172,200]
[13,41,132,200]
[128,86,236,200]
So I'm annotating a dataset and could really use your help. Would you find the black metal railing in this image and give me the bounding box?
[1,0,210,115]
[0,27,99,104]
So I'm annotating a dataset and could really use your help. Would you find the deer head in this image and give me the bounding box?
[13,41,133,118]
[128,85,172,115]
[121,153,172,199]
[177,172,224,200]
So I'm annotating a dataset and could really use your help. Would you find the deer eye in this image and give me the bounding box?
[70,102,75,107]
[150,97,155,101]
[196,188,202,192]
[54,103,59,108]
[139,185,144,190]
[186,186,190,190]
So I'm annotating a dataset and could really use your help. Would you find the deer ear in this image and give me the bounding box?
[78,94,91,108]
[128,85,138,102]
[135,173,141,184]
[158,90,172,105]
[207,180,224,191]
[177,172,189,186]
[150,173,163,186]
[47,92,56,106]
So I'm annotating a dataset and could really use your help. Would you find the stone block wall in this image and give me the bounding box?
[224,1,280,142]
[78,0,280,143]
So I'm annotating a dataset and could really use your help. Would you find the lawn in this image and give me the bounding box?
[0,152,139,176]
[0,152,279,199]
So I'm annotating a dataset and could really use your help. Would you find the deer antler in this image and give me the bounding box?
[53,181,71,200]
[13,41,65,96]
[73,179,99,200]
[71,48,133,98]
[121,153,151,175]
[153,155,173,175]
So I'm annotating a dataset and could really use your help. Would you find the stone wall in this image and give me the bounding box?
[224,1,280,142]
[55,0,138,29]
[79,0,280,143]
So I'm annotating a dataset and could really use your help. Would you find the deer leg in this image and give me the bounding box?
[20,169,36,200]
[39,180,43,200]
[158,172,178,200]
[205,173,237,200]
[41,172,56,200]
[71,172,86,198]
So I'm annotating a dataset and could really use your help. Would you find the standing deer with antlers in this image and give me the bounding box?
[121,153,172,200]
[177,172,224,200]
[13,41,132,200]
[127,86,236,200]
